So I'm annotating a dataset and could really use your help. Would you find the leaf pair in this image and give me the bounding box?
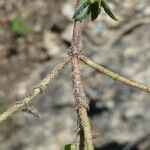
[73,0,118,21]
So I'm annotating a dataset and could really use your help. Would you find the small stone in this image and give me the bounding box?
[62,3,74,21]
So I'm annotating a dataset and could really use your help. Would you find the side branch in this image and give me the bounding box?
[80,55,150,93]
[0,57,71,124]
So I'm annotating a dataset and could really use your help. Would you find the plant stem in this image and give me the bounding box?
[71,55,94,150]
[71,21,82,54]
[0,57,70,124]
[71,1,94,149]
[80,55,150,93]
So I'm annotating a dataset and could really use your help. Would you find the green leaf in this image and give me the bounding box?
[10,18,29,36]
[101,0,118,21]
[90,0,101,4]
[90,1,101,21]
[61,144,76,150]
[73,0,90,21]
[73,5,90,21]
[73,0,118,21]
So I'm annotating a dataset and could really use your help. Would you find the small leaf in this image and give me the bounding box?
[73,4,90,21]
[10,18,29,36]
[73,0,90,21]
[90,0,101,4]
[90,0,96,3]
[90,1,101,21]
[101,0,118,21]
[61,144,76,150]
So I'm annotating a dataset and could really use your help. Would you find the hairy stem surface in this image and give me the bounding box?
[71,1,94,147]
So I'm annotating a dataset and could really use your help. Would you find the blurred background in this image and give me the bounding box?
[0,0,150,149]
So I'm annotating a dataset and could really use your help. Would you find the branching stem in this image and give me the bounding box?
[0,1,149,150]
[71,1,94,148]
[0,57,70,124]
[80,55,150,93]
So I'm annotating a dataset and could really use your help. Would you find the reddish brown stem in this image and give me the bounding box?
[71,55,93,150]
[71,1,94,149]
[71,21,82,54]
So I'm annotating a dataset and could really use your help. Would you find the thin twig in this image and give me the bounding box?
[22,107,40,118]
[104,17,150,49]
[80,55,150,93]
[0,57,71,124]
